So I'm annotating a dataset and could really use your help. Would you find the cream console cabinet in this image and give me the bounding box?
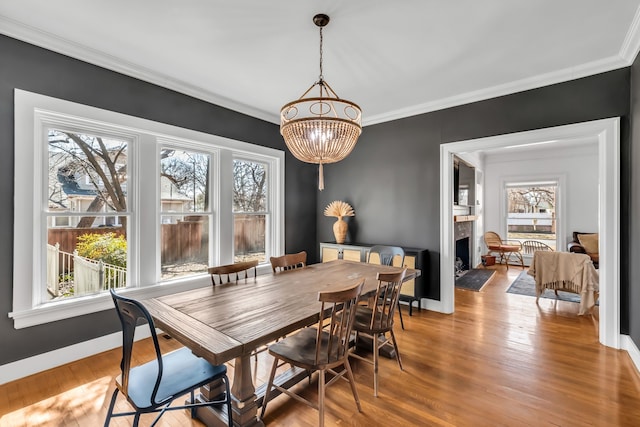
[319,242,429,314]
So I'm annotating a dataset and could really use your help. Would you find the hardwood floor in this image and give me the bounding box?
[2,264,640,426]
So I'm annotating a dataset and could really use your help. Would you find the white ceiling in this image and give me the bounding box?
[1,1,640,126]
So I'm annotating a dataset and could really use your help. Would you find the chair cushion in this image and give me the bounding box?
[489,244,520,252]
[119,347,227,411]
[267,327,345,370]
[577,233,599,254]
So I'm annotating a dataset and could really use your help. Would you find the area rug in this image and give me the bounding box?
[506,270,597,304]
[455,269,496,291]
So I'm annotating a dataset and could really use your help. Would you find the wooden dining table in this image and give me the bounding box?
[142,259,420,427]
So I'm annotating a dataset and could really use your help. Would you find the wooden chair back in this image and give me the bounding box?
[367,269,407,331]
[522,240,554,255]
[483,231,503,249]
[208,259,258,285]
[270,251,307,273]
[366,245,405,267]
[315,279,364,365]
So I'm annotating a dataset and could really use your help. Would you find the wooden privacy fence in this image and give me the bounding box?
[49,215,265,267]
[161,220,204,263]
[48,226,126,256]
[234,214,265,255]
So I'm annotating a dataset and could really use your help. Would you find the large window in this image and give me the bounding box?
[160,148,212,280]
[505,181,558,250]
[11,90,284,328]
[233,159,267,263]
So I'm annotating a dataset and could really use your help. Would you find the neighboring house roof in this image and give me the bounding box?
[57,169,190,203]
[57,169,96,196]
[160,176,190,201]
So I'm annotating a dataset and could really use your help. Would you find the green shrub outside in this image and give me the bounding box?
[76,232,127,267]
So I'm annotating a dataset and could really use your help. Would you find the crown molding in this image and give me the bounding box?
[363,54,629,126]
[619,4,640,63]
[0,15,279,124]
[2,12,639,128]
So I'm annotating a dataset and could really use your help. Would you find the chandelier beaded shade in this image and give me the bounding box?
[281,14,362,190]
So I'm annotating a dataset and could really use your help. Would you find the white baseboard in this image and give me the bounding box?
[399,298,445,313]
[0,326,151,385]
[621,334,640,374]
[422,298,445,312]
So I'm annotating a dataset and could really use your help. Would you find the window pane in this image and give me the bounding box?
[47,129,128,219]
[233,160,267,263]
[46,217,128,300]
[234,214,265,263]
[160,149,210,213]
[160,148,211,281]
[233,160,267,212]
[506,184,557,249]
[161,215,209,280]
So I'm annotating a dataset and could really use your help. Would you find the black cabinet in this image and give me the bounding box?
[319,242,429,313]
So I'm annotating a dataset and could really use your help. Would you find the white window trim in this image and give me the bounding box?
[11,89,284,329]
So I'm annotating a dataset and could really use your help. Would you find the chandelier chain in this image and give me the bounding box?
[319,26,324,82]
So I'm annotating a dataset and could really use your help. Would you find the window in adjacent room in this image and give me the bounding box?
[505,181,558,251]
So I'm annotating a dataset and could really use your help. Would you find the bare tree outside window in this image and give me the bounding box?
[233,160,267,263]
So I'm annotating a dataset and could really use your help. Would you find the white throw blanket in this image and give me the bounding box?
[527,251,599,315]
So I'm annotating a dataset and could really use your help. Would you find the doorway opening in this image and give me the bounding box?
[439,118,620,349]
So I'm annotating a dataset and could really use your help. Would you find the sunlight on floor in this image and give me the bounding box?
[0,377,111,427]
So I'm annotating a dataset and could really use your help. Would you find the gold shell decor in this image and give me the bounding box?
[324,201,354,244]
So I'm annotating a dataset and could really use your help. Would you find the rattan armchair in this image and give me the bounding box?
[483,231,524,270]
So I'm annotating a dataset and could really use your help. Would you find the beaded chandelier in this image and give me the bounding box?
[280,14,362,190]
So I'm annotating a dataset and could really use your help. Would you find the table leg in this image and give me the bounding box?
[194,354,264,427]
[230,354,263,426]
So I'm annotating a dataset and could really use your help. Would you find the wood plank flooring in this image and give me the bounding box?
[2,264,640,426]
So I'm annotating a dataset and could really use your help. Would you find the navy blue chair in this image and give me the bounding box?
[105,289,232,427]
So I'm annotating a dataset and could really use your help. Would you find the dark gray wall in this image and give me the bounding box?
[317,68,632,321]
[0,35,317,365]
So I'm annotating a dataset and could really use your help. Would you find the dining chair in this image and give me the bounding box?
[208,259,266,362]
[260,279,365,427]
[366,245,404,267]
[483,231,524,270]
[208,259,258,285]
[105,289,232,427]
[269,251,307,273]
[349,268,407,397]
[366,245,407,330]
[522,240,554,256]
